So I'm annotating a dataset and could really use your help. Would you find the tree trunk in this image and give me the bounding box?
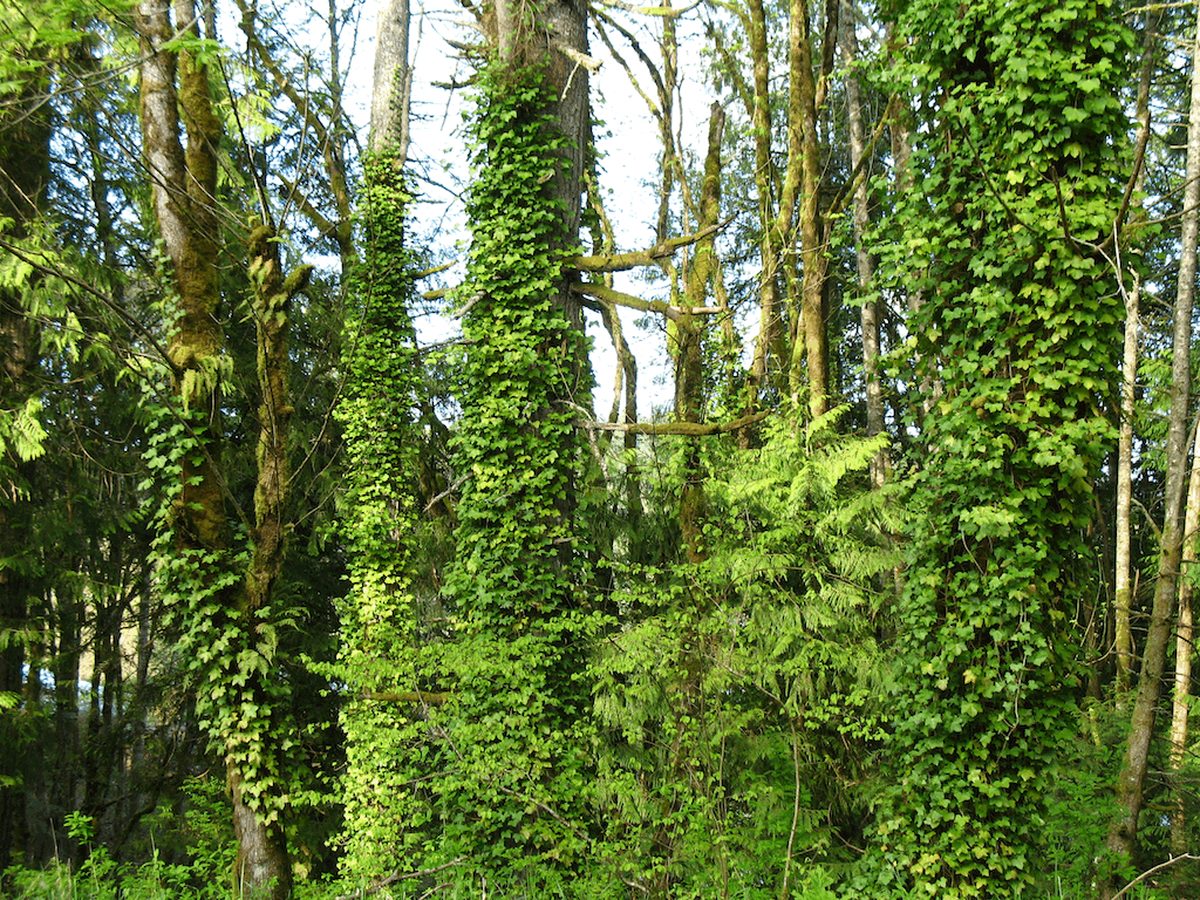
[840,0,888,485]
[440,0,595,881]
[745,0,785,406]
[1115,9,1157,701]
[1105,0,1200,875]
[675,104,723,564]
[1171,419,1200,854]
[0,48,51,872]
[136,2,291,894]
[786,0,836,419]
[246,223,307,620]
[1115,273,1140,698]
[369,0,412,160]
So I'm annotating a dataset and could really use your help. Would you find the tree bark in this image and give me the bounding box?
[136,2,291,894]
[745,0,785,406]
[370,0,412,159]
[674,103,723,563]
[1115,8,1157,701]
[840,0,888,485]
[1115,271,1140,698]
[1171,419,1200,854]
[0,44,51,871]
[1105,0,1200,874]
[246,223,309,618]
[788,0,833,419]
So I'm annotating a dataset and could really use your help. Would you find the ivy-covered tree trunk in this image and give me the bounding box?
[439,0,594,884]
[334,0,425,876]
[136,2,291,894]
[873,0,1131,894]
[241,220,309,886]
[335,150,423,886]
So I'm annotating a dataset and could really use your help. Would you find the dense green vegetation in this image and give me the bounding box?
[4,0,1200,896]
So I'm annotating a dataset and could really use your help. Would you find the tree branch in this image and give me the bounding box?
[580,410,770,436]
[592,0,701,16]
[334,856,468,900]
[568,220,729,272]
[364,690,452,705]
[1112,854,1200,899]
[571,281,726,321]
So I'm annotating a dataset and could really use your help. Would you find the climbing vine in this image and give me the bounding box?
[870,0,1134,894]
[435,59,593,888]
[333,147,426,882]
[141,401,293,831]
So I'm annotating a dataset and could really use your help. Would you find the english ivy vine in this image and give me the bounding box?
[333,146,427,882]
[434,58,594,889]
[869,0,1134,894]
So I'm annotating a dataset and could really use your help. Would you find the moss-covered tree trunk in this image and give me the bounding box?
[135,2,291,894]
[787,0,831,419]
[841,0,889,486]
[745,0,786,407]
[674,104,723,564]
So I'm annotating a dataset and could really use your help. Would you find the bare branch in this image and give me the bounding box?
[568,221,728,272]
[1112,854,1200,899]
[571,282,726,321]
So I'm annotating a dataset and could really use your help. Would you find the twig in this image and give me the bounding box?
[1112,853,1200,898]
[334,856,468,899]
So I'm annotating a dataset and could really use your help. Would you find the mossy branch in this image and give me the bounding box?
[567,220,729,272]
[592,0,702,17]
[571,281,727,321]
